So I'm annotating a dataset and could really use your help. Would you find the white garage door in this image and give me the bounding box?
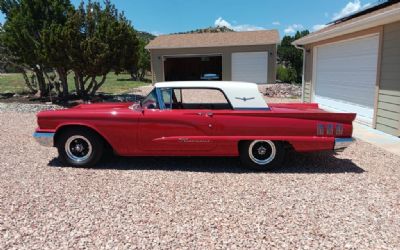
[232,52,268,84]
[314,35,379,126]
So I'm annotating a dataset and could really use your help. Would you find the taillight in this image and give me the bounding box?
[317,124,324,136]
[317,123,344,136]
[336,124,343,136]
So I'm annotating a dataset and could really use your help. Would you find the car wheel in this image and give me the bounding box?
[57,128,103,167]
[239,140,285,171]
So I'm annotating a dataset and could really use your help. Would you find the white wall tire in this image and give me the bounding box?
[57,128,103,167]
[240,140,285,171]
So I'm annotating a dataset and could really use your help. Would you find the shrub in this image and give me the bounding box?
[277,65,298,83]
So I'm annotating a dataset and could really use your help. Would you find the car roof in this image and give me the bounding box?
[154,81,268,110]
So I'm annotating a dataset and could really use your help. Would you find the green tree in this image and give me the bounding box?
[64,0,139,98]
[277,30,309,83]
[129,38,150,81]
[0,0,73,97]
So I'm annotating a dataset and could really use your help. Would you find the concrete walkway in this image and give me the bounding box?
[353,123,400,156]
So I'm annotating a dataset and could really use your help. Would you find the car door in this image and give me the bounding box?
[138,88,216,153]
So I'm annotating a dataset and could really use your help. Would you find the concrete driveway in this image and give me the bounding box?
[353,123,400,156]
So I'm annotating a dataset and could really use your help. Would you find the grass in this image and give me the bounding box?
[0,72,150,94]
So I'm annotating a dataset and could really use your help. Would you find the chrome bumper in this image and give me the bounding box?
[334,137,355,151]
[33,132,55,147]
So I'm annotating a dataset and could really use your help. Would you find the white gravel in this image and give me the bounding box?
[1,103,400,249]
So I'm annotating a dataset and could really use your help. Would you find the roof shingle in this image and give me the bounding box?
[145,30,279,50]
[294,1,400,45]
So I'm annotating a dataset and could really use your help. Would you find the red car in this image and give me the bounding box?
[34,81,355,170]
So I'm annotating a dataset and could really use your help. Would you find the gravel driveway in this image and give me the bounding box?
[1,103,400,249]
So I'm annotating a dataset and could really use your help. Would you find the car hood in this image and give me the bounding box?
[72,102,135,111]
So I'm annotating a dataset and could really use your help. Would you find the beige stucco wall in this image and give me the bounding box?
[376,21,400,136]
[148,44,277,85]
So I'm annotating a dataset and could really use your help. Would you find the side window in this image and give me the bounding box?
[161,88,172,109]
[172,88,231,110]
[141,89,159,109]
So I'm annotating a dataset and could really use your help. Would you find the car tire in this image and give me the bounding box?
[239,140,285,171]
[57,128,104,167]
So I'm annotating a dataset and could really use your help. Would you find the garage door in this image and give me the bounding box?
[314,35,379,126]
[232,52,268,84]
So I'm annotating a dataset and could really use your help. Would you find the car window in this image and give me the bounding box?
[161,88,172,109]
[141,89,159,109]
[171,88,231,110]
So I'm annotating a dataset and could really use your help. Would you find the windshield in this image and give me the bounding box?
[141,89,159,109]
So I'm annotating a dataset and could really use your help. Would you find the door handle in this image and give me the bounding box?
[206,112,213,117]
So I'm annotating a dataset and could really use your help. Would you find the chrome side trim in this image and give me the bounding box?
[234,107,271,111]
[33,132,55,147]
[334,137,355,150]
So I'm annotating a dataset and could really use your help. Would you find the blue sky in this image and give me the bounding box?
[0,0,375,38]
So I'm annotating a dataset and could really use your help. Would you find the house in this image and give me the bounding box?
[145,30,279,85]
[293,0,400,136]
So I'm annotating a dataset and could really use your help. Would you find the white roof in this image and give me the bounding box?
[154,81,268,110]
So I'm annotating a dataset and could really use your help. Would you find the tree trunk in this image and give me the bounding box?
[21,70,37,94]
[57,67,69,99]
[90,75,107,96]
[33,66,48,98]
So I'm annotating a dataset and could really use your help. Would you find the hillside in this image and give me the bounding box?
[175,26,235,34]
[136,31,156,42]
[137,26,234,42]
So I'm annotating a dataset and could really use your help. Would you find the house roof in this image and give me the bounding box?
[294,1,400,45]
[145,30,280,50]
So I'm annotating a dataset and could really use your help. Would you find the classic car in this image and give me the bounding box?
[33,81,356,170]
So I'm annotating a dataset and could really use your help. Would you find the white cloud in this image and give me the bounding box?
[284,24,304,34]
[312,24,328,31]
[332,0,371,20]
[214,17,265,31]
[151,31,163,36]
[272,21,280,26]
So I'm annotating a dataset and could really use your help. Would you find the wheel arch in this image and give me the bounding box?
[54,124,114,153]
[237,140,293,153]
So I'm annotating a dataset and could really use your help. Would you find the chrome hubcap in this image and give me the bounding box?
[248,140,276,165]
[65,135,92,162]
[258,146,267,155]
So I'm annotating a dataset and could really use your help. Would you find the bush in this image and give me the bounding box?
[277,65,298,83]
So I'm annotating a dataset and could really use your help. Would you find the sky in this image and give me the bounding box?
[0,0,376,38]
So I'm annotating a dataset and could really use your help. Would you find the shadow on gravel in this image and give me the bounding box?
[48,151,365,174]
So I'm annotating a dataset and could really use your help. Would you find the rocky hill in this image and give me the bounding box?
[175,26,235,34]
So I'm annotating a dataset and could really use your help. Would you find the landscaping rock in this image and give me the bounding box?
[264,83,302,98]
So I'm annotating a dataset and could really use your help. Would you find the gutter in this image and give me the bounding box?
[294,44,306,103]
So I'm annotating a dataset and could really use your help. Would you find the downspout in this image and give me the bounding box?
[294,44,306,103]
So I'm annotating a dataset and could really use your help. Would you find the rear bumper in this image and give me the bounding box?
[334,137,355,151]
[33,132,55,147]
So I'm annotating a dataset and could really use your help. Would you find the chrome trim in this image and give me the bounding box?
[234,108,271,111]
[334,137,355,150]
[33,132,55,147]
